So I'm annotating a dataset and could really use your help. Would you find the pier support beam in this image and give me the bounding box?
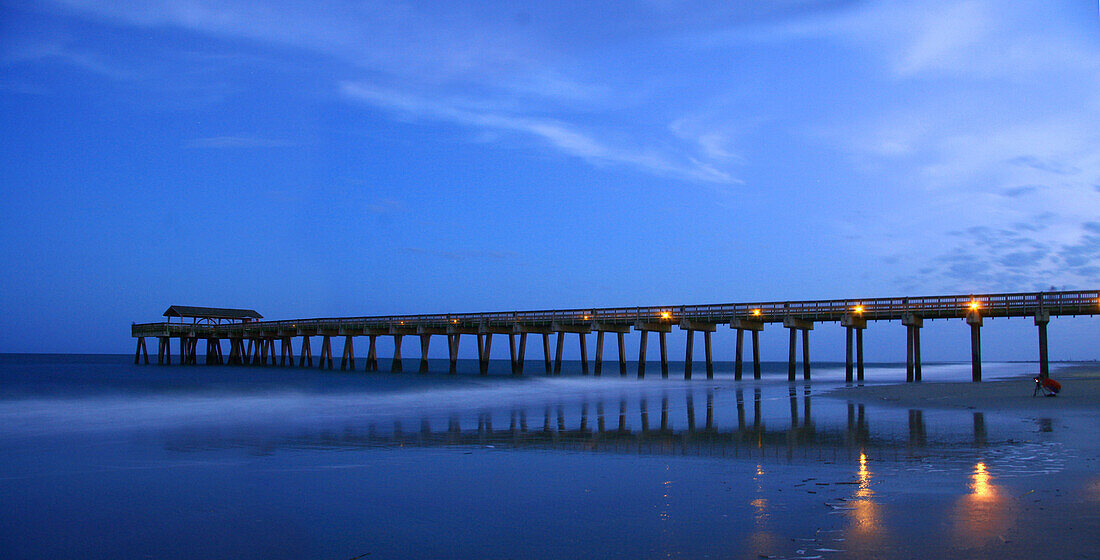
[660,331,668,378]
[203,338,219,365]
[320,335,334,369]
[280,337,293,366]
[684,330,694,379]
[842,314,866,383]
[507,333,527,375]
[967,311,982,382]
[783,317,813,381]
[592,323,630,378]
[680,320,716,380]
[1036,310,1050,379]
[731,319,764,380]
[903,314,922,382]
[617,332,627,376]
[578,332,588,375]
[420,334,431,373]
[448,334,460,374]
[542,334,552,374]
[550,322,592,375]
[635,321,671,379]
[594,331,604,376]
[553,332,564,375]
[366,335,378,371]
[392,335,403,372]
[341,336,355,371]
[159,337,170,365]
[134,337,149,365]
[478,334,492,375]
[299,336,313,368]
[226,338,240,365]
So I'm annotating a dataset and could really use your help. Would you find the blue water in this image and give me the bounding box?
[0,355,1093,559]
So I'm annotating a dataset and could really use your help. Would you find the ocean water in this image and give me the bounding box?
[0,355,1095,559]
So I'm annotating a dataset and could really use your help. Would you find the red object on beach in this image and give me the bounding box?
[1042,378,1061,393]
[1034,376,1062,396]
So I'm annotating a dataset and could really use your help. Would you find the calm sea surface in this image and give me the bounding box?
[0,355,1095,559]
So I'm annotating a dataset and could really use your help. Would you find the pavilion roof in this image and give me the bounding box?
[163,306,263,320]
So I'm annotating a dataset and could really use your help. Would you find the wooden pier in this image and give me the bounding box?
[132,290,1099,382]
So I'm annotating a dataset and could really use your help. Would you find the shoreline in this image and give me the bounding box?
[823,366,1100,411]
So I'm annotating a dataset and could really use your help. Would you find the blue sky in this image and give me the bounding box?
[1,0,1098,358]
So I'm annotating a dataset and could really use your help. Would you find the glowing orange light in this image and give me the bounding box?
[752,309,762,316]
[452,319,458,324]
[853,305,864,314]
[660,311,671,320]
[970,462,994,499]
[969,301,980,311]
[583,315,590,320]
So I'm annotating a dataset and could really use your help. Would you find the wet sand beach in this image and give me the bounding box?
[821,365,1100,559]
[2,355,1100,559]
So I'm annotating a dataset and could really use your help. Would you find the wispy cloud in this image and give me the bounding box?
[341,82,737,184]
[3,39,132,80]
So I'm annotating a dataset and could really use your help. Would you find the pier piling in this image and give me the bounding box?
[967,310,982,381]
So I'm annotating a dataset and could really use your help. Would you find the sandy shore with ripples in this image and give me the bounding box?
[825,365,1100,410]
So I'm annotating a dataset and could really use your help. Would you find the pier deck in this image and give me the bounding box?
[132,290,1098,382]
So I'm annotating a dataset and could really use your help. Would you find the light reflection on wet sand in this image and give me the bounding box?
[846,451,888,550]
[950,461,1011,549]
[8,372,1094,559]
[148,381,1080,558]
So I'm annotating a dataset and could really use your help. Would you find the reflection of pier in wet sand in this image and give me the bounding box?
[166,389,993,462]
